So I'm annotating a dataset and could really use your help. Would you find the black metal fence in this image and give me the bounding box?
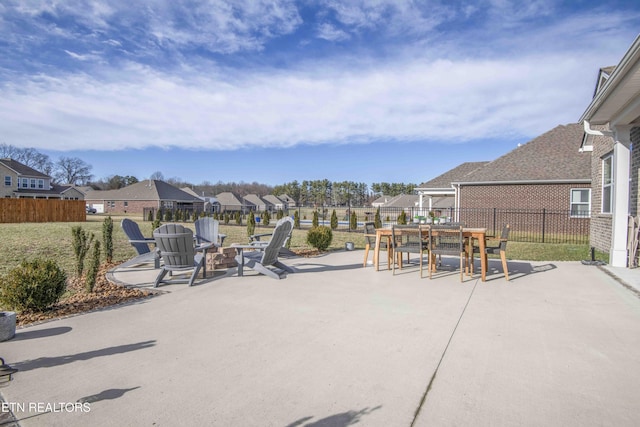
[297,206,589,245]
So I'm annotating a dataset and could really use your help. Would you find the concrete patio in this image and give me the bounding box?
[1,250,639,426]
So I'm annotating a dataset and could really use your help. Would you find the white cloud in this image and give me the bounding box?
[0,50,612,152]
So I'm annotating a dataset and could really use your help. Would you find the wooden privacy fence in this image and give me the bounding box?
[0,199,86,223]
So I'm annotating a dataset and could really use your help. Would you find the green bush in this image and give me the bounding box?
[102,216,114,263]
[397,210,407,225]
[235,211,242,225]
[224,213,230,225]
[164,210,173,221]
[306,226,333,251]
[72,226,94,277]
[247,211,256,237]
[263,211,271,226]
[294,210,300,228]
[85,241,101,293]
[330,210,338,230]
[350,211,358,230]
[374,208,382,228]
[312,210,319,227]
[0,259,67,312]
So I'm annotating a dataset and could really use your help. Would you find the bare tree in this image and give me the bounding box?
[149,171,164,181]
[53,156,93,185]
[0,143,53,174]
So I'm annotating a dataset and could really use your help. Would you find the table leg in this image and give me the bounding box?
[374,233,381,271]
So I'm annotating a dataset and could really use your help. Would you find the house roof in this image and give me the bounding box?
[419,162,489,189]
[86,180,201,202]
[384,194,419,208]
[581,34,640,127]
[0,158,50,178]
[215,192,242,206]
[455,123,590,184]
[243,194,267,207]
[262,195,283,205]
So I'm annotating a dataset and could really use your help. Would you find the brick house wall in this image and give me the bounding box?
[589,133,614,252]
[458,183,591,236]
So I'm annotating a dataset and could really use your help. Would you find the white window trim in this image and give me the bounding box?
[602,154,613,214]
[4,176,11,186]
[570,188,591,218]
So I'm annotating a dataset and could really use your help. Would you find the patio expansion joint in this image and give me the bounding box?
[410,278,481,427]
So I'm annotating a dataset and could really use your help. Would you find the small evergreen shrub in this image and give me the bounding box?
[164,210,173,221]
[0,259,67,312]
[312,210,319,227]
[235,211,242,225]
[102,216,114,263]
[72,226,94,277]
[263,211,271,226]
[374,208,382,228]
[397,210,407,225]
[294,211,300,228]
[330,209,338,230]
[350,211,358,230]
[224,213,230,224]
[85,241,101,293]
[306,226,333,251]
[247,211,256,237]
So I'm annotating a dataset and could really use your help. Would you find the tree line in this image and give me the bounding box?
[1,144,417,201]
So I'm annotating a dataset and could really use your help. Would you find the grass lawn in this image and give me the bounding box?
[0,214,604,279]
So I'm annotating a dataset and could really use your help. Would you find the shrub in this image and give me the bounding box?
[374,208,382,228]
[397,210,407,225]
[263,211,271,226]
[247,211,256,237]
[102,216,114,263]
[330,210,338,230]
[151,217,162,233]
[312,210,319,227]
[224,213,230,224]
[294,210,300,228]
[72,226,94,277]
[0,259,67,312]
[350,211,358,230]
[307,226,333,251]
[164,210,173,221]
[276,209,284,220]
[235,211,242,225]
[175,210,183,221]
[85,241,101,293]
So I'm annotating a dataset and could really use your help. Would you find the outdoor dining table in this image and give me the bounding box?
[368,226,489,281]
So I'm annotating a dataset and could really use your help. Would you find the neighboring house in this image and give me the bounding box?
[0,158,84,200]
[415,161,488,214]
[181,187,220,213]
[243,194,269,212]
[263,195,286,211]
[215,192,243,213]
[580,34,640,267]
[278,194,296,208]
[85,180,204,215]
[455,124,591,210]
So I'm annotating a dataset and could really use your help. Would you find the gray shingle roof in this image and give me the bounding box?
[215,192,242,206]
[458,123,590,183]
[419,162,489,189]
[262,195,283,205]
[0,158,50,178]
[86,180,200,201]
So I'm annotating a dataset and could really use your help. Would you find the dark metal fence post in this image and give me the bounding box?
[542,208,546,243]
[492,208,497,236]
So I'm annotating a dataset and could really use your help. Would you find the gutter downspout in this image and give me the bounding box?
[583,120,613,137]
[583,120,632,267]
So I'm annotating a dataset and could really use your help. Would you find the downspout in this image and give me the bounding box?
[583,120,613,137]
[455,184,460,222]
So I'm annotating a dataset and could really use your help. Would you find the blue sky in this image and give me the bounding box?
[1,1,639,187]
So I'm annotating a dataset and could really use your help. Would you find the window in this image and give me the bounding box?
[124,201,128,207]
[602,154,613,214]
[30,179,36,188]
[20,178,28,188]
[570,189,591,217]
[38,179,44,189]
[4,176,11,186]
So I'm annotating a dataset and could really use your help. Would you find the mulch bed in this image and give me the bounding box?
[15,250,323,327]
[16,263,154,327]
